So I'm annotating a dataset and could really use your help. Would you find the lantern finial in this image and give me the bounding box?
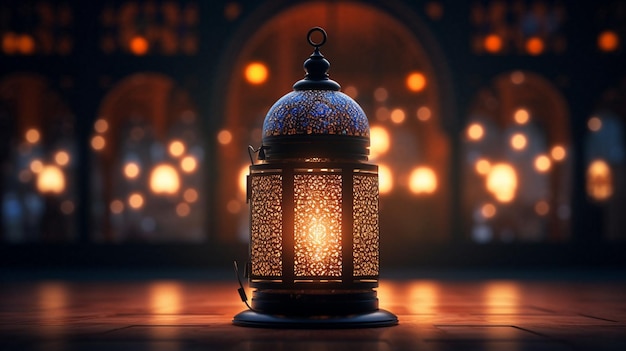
[293,27,341,91]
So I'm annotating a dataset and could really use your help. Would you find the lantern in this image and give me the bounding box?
[233,27,397,328]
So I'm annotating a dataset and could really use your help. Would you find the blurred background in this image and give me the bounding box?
[0,0,624,271]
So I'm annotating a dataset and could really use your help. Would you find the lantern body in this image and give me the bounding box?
[234,28,397,327]
[249,161,379,285]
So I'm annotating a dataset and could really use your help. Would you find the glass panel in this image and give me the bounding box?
[250,174,283,276]
[294,173,342,277]
[353,174,379,276]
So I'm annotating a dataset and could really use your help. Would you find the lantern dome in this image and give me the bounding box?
[262,90,369,138]
[259,28,370,161]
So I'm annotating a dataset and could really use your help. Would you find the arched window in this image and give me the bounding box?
[463,71,571,242]
[91,73,205,243]
[585,78,626,240]
[0,74,76,242]
[216,2,451,249]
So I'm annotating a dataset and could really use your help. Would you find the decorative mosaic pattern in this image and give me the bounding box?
[250,174,283,277]
[353,174,379,276]
[294,173,342,277]
[263,90,369,138]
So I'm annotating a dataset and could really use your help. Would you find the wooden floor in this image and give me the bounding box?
[1,271,625,350]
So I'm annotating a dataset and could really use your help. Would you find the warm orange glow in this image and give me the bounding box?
[183,188,198,203]
[130,36,149,55]
[110,200,124,214]
[369,126,390,160]
[484,34,503,53]
[2,32,16,54]
[54,151,70,166]
[149,164,180,195]
[244,62,269,85]
[417,106,431,121]
[128,193,144,209]
[217,130,233,145]
[374,87,388,102]
[36,165,65,194]
[25,128,40,144]
[180,156,197,173]
[486,163,517,203]
[406,72,427,92]
[378,164,393,195]
[408,167,437,195]
[38,282,67,316]
[510,133,527,150]
[168,140,186,157]
[227,199,242,214]
[239,166,249,195]
[526,37,544,55]
[30,159,43,173]
[375,107,390,121]
[534,155,552,173]
[550,145,566,161]
[176,202,191,217]
[598,30,619,52]
[467,123,484,141]
[485,282,519,314]
[306,217,331,262]
[535,200,550,216]
[91,135,106,151]
[18,34,35,54]
[344,85,358,98]
[124,162,140,179]
[513,109,530,124]
[587,159,613,201]
[150,282,181,314]
[510,71,525,84]
[390,108,406,124]
[475,158,491,175]
[408,282,438,314]
[588,116,602,132]
[481,203,496,219]
[94,119,108,133]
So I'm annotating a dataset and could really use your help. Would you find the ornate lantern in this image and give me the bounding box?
[233,27,397,328]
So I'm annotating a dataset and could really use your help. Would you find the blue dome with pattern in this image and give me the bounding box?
[262,90,370,139]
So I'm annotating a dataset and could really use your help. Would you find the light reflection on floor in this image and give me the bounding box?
[1,276,625,351]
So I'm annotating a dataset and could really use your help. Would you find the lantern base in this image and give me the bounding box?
[232,309,397,328]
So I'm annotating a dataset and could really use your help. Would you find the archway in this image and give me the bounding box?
[215,2,452,251]
[92,73,206,242]
[463,71,571,242]
[0,74,75,242]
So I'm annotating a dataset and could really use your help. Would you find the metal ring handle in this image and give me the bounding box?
[307,27,327,48]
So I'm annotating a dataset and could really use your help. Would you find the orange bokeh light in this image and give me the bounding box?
[406,72,427,92]
[484,34,503,53]
[130,36,149,55]
[526,37,544,56]
[598,30,619,52]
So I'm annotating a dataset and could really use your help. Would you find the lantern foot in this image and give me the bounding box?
[233,309,397,328]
